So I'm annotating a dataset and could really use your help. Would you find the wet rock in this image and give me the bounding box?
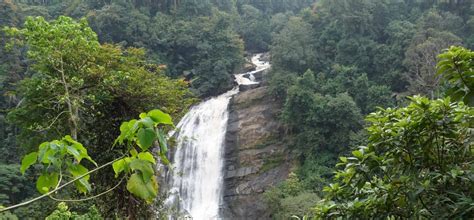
[253,70,265,81]
[239,83,260,92]
[260,53,270,62]
[237,61,256,73]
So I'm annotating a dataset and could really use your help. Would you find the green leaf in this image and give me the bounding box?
[156,129,168,154]
[138,152,156,164]
[68,164,91,194]
[130,148,138,157]
[140,117,155,128]
[115,120,139,145]
[75,178,92,194]
[126,173,158,203]
[137,128,156,151]
[112,158,128,177]
[66,145,81,161]
[129,159,154,183]
[63,136,96,165]
[68,164,90,180]
[21,152,37,174]
[148,109,173,125]
[36,173,59,194]
[38,142,56,164]
[339,156,348,163]
[352,150,363,159]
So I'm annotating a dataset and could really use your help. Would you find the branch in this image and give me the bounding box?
[0,157,123,213]
[48,176,125,202]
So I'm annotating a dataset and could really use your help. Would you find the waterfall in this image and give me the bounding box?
[165,54,270,219]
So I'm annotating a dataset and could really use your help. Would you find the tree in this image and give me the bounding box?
[4,16,102,140]
[2,109,174,214]
[437,46,474,106]
[314,96,474,218]
[283,70,363,154]
[404,29,462,97]
[0,165,35,206]
[271,17,315,73]
[4,16,194,150]
[3,16,194,218]
[238,4,271,52]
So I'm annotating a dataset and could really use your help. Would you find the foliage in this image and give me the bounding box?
[297,153,335,192]
[268,69,297,100]
[437,46,474,106]
[264,173,319,218]
[0,206,18,220]
[45,202,102,220]
[86,2,244,97]
[237,4,271,52]
[17,109,173,204]
[20,135,97,195]
[266,2,472,216]
[314,96,474,218]
[403,29,462,97]
[3,16,194,218]
[0,164,35,206]
[283,70,363,155]
[112,109,174,203]
[271,17,315,73]
[12,197,57,220]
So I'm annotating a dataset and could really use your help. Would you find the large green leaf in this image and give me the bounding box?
[66,145,80,161]
[137,128,156,151]
[64,136,97,165]
[21,152,37,174]
[148,110,173,125]
[126,173,158,203]
[138,152,156,164]
[139,116,155,128]
[74,178,92,194]
[115,119,139,145]
[112,158,128,177]
[68,164,91,194]
[38,142,54,164]
[68,164,90,181]
[36,173,59,194]
[129,159,154,183]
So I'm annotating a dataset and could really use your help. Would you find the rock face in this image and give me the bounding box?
[221,72,293,219]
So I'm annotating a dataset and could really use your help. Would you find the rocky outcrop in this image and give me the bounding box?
[238,83,260,92]
[221,71,294,219]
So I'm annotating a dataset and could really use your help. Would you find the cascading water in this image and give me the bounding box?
[165,54,270,219]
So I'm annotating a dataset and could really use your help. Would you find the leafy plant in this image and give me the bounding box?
[45,202,103,220]
[3,109,173,212]
[112,109,173,203]
[314,96,474,218]
[20,135,97,195]
[437,46,474,106]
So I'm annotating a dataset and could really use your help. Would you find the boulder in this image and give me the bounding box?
[239,83,260,92]
[240,61,256,73]
[260,53,270,62]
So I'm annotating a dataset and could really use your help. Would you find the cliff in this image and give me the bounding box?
[221,70,294,219]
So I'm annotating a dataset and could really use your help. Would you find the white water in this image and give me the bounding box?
[165,54,270,219]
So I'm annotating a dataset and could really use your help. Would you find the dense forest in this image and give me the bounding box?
[0,0,472,219]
